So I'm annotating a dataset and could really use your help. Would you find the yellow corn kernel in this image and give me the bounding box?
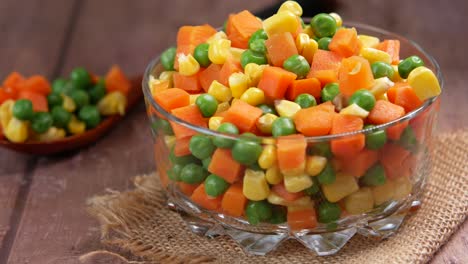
[263,11,300,37]
[97,91,127,116]
[329,12,343,27]
[62,95,76,113]
[229,72,250,99]
[258,145,277,169]
[67,115,86,135]
[164,135,176,149]
[340,103,369,119]
[322,173,359,203]
[407,66,441,101]
[178,54,200,76]
[0,100,14,129]
[37,126,66,142]
[358,35,380,49]
[369,77,394,98]
[360,47,392,65]
[302,25,315,38]
[392,176,413,200]
[206,31,228,45]
[244,63,266,87]
[277,1,303,16]
[377,93,388,101]
[274,99,301,118]
[265,165,283,185]
[215,102,230,115]
[306,155,327,176]
[4,117,28,143]
[256,113,278,134]
[208,38,231,65]
[240,87,265,106]
[243,169,270,201]
[189,94,200,105]
[208,80,232,102]
[230,47,246,62]
[295,33,318,64]
[371,180,395,205]
[149,78,170,95]
[391,65,403,82]
[282,160,305,177]
[284,173,313,193]
[159,71,175,87]
[268,193,312,207]
[208,116,224,130]
[344,187,374,214]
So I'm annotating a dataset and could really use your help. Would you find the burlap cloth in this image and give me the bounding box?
[85,131,468,264]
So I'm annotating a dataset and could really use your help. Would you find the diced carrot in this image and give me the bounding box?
[198,63,222,92]
[277,134,306,173]
[294,104,335,136]
[387,121,409,140]
[380,143,411,179]
[153,88,190,112]
[338,56,374,97]
[191,184,223,211]
[377,40,400,64]
[17,91,48,112]
[310,70,338,86]
[339,149,379,177]
[258,66,297,100]
[173,72,202,93]
[226,10,263,49]
[329,27,361,58]
[170,105,207,139]
[307,50,343,81]
[2,72,25,90]
[222,100,263,133]
[272,182,305,201]
[331,114,365,157]
[221,183,247,217]
[178,182,199,196]
[387,82,423,113]
[219,58,242,86]
[368,100,407,140]
[265,32,298,67]
[208,148,244,183]
[175,24,217,69]
[286,77,321,100]
[0,89,14,104]
[105,65,131,96]
[173,136,192,157]
[17,75,51,95]
[287,208,317,230]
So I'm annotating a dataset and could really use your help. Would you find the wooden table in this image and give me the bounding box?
[0,0,466,263]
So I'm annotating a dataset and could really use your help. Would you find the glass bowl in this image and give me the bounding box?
[142,22,442,256]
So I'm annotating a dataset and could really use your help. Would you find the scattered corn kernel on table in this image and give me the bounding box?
[0,0,466,263]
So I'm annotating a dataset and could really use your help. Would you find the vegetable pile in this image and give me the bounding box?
[0,66,130,143]
[149,1,441,229]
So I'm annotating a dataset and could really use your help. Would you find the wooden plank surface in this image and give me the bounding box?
[0,0,77,257]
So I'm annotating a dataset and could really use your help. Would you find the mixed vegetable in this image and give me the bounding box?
[149,1,441,230]
[0,66,130,142]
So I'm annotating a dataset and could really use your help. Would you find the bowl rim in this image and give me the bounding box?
[142,21,443,143]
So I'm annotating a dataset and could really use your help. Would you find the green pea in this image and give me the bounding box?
[169,147,199,165]
[193,43,211,67]
[398,126,418,152]
[167,164,184,181]
[204,174,229,197]
[47,93,63,108]
[247,162,262,171]
[202,157,212,170]
[317,163,336,184]
[78,105,101,128]
[318,201,341,223]
[213,122,239,148]
[180,163,208,184]
[304,182,320,196]
[31,112,53,134]
[69,89,90,109]
[398,56,425,79]
[51,106,72,128]
[51,78,68,94]
[12,99,34,120]
[371,61,395,79]
[245,200,273,225]
[232,139,263,165]
[364,125,387,150]
[70,67,91,90]
[189,135,216,160]
[248,29,268,47]
[318,37,332,50]
[89,80,107,104]
[361,163,386,186]
[152,118,174,135]
[240,50,267,69]
[258,104,277,115]
[222,20,227,32]
[271,117,296,137]
[249,39,267,54]
[195,93,218,117]
[239,132,261,143]
[295,94,317,108]
[321,83,340,102]
[269,206,287,224]
[348,89,376,111]
[60,80,77,96]
[283,54,310,78]
[308,142,333,158]
[161,47,177,71]
[310,13,337,38]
